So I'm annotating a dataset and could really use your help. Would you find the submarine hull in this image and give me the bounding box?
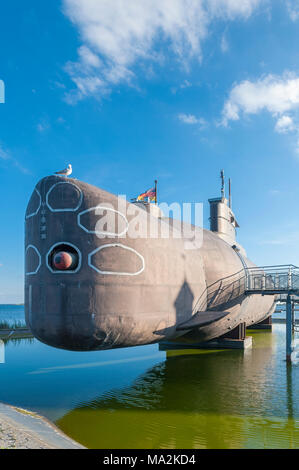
[25,176,275,351]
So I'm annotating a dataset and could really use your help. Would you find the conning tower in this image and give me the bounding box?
[209,171,244,255]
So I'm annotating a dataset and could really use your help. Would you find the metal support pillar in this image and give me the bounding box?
[286,294,293,363]
[221,322,246,340]
[250,315,272,330]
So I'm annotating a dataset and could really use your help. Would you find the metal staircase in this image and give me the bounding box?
[192,265,299,363]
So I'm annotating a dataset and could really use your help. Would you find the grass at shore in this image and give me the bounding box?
[0,320,27,330]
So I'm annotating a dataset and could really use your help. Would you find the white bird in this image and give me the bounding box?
[55,164,72,177]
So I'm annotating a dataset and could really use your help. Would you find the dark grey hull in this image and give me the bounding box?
[25,176,275,351]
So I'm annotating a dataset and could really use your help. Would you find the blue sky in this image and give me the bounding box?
[0,0,299,303]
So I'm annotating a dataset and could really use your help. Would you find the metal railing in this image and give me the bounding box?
[244,264,299,363]
[244,265,299,294]
[192,264,299,315]
[191,264,299,363]
[192,268,246,314]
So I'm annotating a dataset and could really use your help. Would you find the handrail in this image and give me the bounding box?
[192,264,299,315]
[192,268,247,314]
[244,265,299,293]
[246,264,299,270]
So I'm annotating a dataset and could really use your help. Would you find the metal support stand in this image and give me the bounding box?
[250,315,272,330]
[286,294,293,363]
[159,323,252,352]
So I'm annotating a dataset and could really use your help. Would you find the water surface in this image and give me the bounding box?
[0,305,298,449]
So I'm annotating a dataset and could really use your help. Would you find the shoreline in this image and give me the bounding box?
[0,402,85,449]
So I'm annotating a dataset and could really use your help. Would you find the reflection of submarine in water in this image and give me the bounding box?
[25,173,275,351]
[57,334,291,450]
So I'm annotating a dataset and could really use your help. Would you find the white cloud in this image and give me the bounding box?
[207,0,262,19]
[222,73,299,124]
[275,115,295,133]
[178,113,208,129]
[287,0,299,21]
[62,0,264,101]
[78,46,102,68]
[178,113,199,124]
[221,72,299,154]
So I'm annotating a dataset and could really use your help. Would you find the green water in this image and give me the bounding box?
[56,331,299,449]
[0,306,298,449]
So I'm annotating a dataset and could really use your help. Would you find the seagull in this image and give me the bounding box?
[55,164,72,177]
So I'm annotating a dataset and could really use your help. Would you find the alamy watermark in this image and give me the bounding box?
[0,80,5,104]
[0,340,4,364]
[92,197,204,250]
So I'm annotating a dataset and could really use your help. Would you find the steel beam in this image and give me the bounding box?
[286,294,293,363]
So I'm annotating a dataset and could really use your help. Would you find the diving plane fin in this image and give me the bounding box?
[176,311,230,331]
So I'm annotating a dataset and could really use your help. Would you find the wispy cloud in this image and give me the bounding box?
[178,113,199,124]
[0,144,30,174]
[180,79,192,89]
[268,189,281,196]
[259,230,299,246]
[0,146,10,160]
[286,0,299,21]
[178,113,207,129]
[221,72,299,154]
[171,79,193,94]
[220,33,229,52]
[37,122,50,133]
[62,0,265,102]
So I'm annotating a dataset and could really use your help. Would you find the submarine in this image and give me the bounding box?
[25,172,276,351]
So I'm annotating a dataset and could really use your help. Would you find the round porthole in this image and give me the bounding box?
[47,243,81,273]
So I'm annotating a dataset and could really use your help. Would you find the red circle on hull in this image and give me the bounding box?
[53,252,74,270]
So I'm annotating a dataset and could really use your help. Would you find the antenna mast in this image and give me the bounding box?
[229,178,232,208]
[220,169,225,199]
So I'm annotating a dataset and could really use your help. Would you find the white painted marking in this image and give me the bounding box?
[46,182,83,212]
[29,284,32,323]
[88,243,145,276]
[25,245,42,275]
[78,205,129,237]
[25,189,41,219]
[46,242,82,274]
